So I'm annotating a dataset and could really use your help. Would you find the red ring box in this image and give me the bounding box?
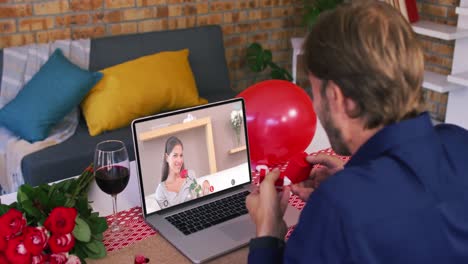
[258,152,312,189]
[283,152,312,184]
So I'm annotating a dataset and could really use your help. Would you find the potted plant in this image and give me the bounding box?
[246,43,293,82]
[302,0,344,30]
[289,0,344,83]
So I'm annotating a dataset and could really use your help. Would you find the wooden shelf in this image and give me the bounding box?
[422,71,464,93]
[448,71,468,86]
[139,117,211,141]
[456,7,468,16]
[412,20,468,40]
[228,145,246,154]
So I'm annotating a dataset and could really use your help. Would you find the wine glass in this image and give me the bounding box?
[94,140,130,233]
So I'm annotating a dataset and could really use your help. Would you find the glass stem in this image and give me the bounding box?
[111,194,120,232]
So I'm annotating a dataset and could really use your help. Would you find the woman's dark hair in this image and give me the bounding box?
[161,136,184,182]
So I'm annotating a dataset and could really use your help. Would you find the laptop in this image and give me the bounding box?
[131,98,300,263]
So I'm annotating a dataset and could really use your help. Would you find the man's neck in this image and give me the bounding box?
[346,122,383,155]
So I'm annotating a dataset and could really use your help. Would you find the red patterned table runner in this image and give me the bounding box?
[103,148,349,252]
[103,207,157,252]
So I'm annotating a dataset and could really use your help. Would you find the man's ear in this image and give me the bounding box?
[327,81,359,118]
[325,81,344,111]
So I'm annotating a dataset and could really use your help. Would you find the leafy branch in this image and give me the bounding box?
[246,43,293,82]
[303,0,344,30]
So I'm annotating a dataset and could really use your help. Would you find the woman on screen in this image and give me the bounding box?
[155,136,210,209]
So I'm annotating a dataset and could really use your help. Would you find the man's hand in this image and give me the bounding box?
[246,168,290,239]
[290,154,345,201]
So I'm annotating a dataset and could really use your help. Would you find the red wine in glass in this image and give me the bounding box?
[95,165,130,195]
[94,140,130,234]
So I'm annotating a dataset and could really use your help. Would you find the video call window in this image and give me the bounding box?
[134,101,251,214]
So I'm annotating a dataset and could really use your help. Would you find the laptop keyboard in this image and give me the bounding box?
[165,191,250,235]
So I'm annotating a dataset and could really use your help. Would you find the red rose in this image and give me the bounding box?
[0,208,26,239]
[49,253,68,264]
[48,233,75,253]
[0,236,7,252]
[44,207,77,235]
[0,253,8,264]
[65,254,81,264]
[135,254,150,263]
[31,253,46,264]
[5,236,31,264]
[84,165,93,173]
[24,226,49,255]
[180,169,188,178]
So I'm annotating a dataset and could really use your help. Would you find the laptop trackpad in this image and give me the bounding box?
[219,219,255,241]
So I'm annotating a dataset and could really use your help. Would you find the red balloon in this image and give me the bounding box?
[237,80,317,168]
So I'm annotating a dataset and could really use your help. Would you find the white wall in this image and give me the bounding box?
[305,121,330,153]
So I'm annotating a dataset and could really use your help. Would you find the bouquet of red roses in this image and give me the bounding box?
[0,165,107,264]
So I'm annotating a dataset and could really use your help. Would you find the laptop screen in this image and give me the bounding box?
[132,99,252,214]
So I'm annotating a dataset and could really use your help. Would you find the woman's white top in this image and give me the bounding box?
[155,175,196,209]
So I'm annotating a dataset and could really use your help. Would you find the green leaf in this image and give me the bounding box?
[92,233,103,241]
[246,43,262,56]
[247,43,267,73]
[37,184,50,194]
[271,68,286,80]
[90,212,100,218]
[263,50,272,64]
[21,200,42,219]
[83,240,107,259]
[72,242,89,263]
[0,205,11,215]
[271,68,293,81]
[268,62,280,70]
[255,52,267,71]
[73,217,92,242]
[76,198,91,218]
[87,215,108,234]
[48,192,67,209]
[17,184,34,204]
[283,69,293,81]
[36,189,49,207]
[303,8,321,29]
[302,0,343,29]
[62,179,74,191]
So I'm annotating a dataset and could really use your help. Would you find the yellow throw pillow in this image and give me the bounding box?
[81,49,208,136]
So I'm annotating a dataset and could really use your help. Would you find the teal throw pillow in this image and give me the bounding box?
[0,49,103,142]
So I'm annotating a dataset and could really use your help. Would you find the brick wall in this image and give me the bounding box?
[294,1,458,122]
[0,1,457,122]
[0,0,304,93]
[417,0,459,122]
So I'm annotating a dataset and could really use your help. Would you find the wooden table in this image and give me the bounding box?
[88,234,248,264]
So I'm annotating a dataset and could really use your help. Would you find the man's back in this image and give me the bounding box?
[285,114,468,263]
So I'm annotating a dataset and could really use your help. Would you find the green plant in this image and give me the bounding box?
[246,43,293,81]
[303,0,343,30]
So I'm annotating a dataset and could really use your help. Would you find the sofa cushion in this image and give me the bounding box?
[88,26,233,100]
[0,49,102,142]
[17,25,234,186]
[81,49,208,136]
[21,121,135,186]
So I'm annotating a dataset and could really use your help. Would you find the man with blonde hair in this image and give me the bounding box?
[246,1,468,263]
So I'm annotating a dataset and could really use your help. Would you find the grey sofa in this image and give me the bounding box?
[0,25,235,186]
